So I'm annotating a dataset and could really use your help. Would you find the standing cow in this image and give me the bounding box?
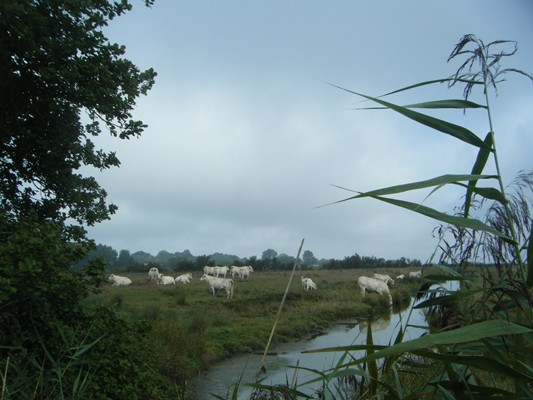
[148,267,160,281]
[200,274,234,299]
[357,276,392,306]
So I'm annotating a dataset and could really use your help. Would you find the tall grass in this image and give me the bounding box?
[250,35,533,399]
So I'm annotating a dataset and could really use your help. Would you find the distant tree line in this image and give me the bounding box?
[74,245,422,273]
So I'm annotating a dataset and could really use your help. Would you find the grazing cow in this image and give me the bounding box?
[108,274,132,286]
[148,267,159,281]
[175,272,193,284]
[396,274,405,280]
[409,270,422,279]
[373,273,395,286]
[301,276,317,291]
[357,276,392,306]
[157,273,175,285]
[200,274,234,299]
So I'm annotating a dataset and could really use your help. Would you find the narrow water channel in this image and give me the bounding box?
[194,281,456,399]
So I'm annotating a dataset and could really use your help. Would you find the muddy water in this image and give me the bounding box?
[194,281,456,399]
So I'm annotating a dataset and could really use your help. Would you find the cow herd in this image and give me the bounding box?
[108,267,422,304]
[107,265,255,297]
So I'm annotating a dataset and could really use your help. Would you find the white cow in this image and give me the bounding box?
[230,265,240,278]
[157,273,175,285]
[357,276,392,306]
[148,267,159,281]
[175,272,193,284]
[215,266,229,278]
[373,273,395,286]
[301,276,317,291]
[203,266,217,276]
[200,274,234,299]
[409,270,422,279]
[231,265,254,280]
[238,266,253,280]
[396,274,405,280]
[108,274,132,286]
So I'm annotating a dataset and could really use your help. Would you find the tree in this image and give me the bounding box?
[302,250,318,267]
[195,254,213,271]
[0,0,156,230]
[0,1,165,397]
[261,248,278,260]
[72,243,118,270]
[116,249,135,269]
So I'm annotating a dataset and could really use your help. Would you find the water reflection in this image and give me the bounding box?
[358,314,391,333]
[194,281,460,399]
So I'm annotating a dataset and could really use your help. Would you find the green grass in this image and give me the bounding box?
[84,268,426,389]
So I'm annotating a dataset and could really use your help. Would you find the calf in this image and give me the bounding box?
[200,274,234,299]
[357,276,392,306]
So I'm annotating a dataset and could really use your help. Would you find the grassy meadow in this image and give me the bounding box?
[84,268,425,389]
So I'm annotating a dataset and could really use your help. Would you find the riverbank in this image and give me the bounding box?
[86,268,427,395]
[194,290,431,400]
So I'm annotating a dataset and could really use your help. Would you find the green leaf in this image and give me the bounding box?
[527,222,533,287]
[413,290,484,309]
[403,99,487,109]
[362,194,514,243]
[366,319,378,396]
[465,132,494,217]
[328,174,497,202]
[328,83,490,149]
[412,350,533,382]
[375,77,483,98]
[317,320,531,365]
[359,99,487,110]
[454,183,506,204]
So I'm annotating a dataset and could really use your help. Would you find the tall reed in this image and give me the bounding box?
[249,34,533,399]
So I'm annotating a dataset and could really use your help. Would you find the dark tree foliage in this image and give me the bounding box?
[0,1,170,397]
[0,0,156,228]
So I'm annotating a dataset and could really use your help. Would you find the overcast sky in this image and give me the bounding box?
[85,1,533,262]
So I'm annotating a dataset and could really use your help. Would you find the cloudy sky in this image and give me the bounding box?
[86,0,533,262]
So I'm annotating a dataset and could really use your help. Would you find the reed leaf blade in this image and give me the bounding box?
[350,320,531,365]
[527,223,533,287]
[360,99,487,110]
[327,174,497,206]
[364,194,514,242]
[465,132,494,217]
[329,83,490,149]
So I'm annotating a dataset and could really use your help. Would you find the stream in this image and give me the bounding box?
[193,281,456,399]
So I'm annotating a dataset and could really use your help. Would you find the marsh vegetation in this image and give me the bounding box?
[85,268,421,391]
